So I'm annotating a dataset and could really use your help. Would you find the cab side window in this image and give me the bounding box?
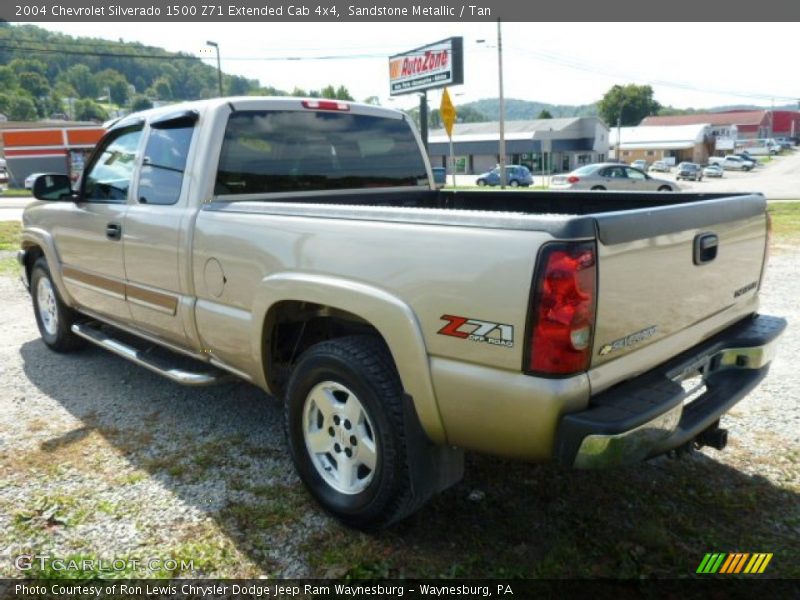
[137,123,194,206]
[83,126,143,203]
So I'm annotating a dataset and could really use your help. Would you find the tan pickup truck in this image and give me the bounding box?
[19,97,785,529]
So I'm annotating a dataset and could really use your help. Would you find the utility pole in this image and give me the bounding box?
[420,91,428,151]
[497,20,506,189]
[616,100,626,160]
[206,40,223,97]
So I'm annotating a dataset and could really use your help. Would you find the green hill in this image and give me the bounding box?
[0,23,352,122]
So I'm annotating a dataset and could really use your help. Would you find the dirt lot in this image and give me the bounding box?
[0,223,798,579]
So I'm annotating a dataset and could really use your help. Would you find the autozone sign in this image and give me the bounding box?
[389,37,464,96]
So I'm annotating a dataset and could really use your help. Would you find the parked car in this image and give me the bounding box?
[24,172,48,190]
[735,153,759,165]
[648,161,670,173]
[774,138,794,150]
[703,164,724,178]
[476,165,533,187]
[631,159,649,171]
[550,163,678,191]
[676,162,703,182]
[708,155,754,171]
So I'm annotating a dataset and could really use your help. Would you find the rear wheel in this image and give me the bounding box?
[30,258,85,352]
[590,185,606,191]
[658,185,672,192]
[285,335,419,530]
[509,179,520,188]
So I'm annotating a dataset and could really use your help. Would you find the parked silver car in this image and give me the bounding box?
[703,164,724,178]
[550,163,678,192]
[648,160,670,173]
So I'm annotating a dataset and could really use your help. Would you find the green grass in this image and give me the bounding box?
[0,221,22,277]
[768,201,800,241]
[1,188,33,197]
[0,221,21,251]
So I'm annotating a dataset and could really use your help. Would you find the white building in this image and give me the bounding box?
[609,124,715,164]
[428,117,609,174]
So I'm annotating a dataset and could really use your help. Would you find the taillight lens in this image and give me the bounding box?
[567,176,580,184]
[527,242,597,375]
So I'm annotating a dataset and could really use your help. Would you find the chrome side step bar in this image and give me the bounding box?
[71,322,227,386]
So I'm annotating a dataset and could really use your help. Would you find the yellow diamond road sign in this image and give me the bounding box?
[440,88,457,138]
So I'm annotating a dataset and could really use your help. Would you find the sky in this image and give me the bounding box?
[31,22,800,113]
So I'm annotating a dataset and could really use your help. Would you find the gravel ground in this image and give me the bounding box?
[0,248,797,578]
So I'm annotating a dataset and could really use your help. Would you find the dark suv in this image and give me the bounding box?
[676,162,703,182]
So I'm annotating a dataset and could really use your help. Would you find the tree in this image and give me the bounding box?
[335,85,353,101]
[60,64,99,99]
[130,95,153,111]
[597,84,661,127]
[320,85,337,99]
[7,96,38,120]
[150,76,172,100]
[95,69,130,105]
[19,72,50,98]
[73,99,108,121]
[537,109,553,119]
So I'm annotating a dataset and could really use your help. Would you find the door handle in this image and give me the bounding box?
[106,222,122,240]
[693,232,718,265]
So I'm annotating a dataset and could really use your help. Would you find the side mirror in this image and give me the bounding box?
[32,174,75,202]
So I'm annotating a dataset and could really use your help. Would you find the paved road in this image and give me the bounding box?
[456,147,800,199]
[658,148,800,199]
[0,197,33,222]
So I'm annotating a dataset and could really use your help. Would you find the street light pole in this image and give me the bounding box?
[616,100,626,160]
[206,40,223,97]
[497,20,506,189]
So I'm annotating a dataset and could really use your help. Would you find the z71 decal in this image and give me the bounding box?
[438,314,514,348]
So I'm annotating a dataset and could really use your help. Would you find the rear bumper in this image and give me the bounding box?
[554,314,786,468]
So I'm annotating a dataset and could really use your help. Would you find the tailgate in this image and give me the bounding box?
[589,194,768,379]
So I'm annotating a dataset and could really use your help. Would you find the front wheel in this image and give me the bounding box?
[476,179,487,187]
[30,258,85,352]
[285,336,418,530]
[657,185,672,192]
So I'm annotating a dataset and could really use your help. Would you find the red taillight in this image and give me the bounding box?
[567,176,580,184]
[301,100,350,111]
[527,242,597,375]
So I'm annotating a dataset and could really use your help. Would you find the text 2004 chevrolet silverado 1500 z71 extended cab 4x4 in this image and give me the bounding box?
[19,98,785,529]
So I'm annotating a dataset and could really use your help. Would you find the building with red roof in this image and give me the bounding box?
[641,111,772,139]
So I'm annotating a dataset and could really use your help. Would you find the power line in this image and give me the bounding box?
[507,45,797,103]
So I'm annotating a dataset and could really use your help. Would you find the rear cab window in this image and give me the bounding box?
[215,110,428,196]
[137,111,197,205]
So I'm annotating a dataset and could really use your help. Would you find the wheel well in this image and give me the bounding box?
[22,244,45,282]
[263,301,386,396]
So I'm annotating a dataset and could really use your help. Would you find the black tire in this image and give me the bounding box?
[476,179,487,187]
[658,185,672,192]
[509,179,520,187]
[30,258,85,352]
[285,335,416,530]
[590,185,606,191]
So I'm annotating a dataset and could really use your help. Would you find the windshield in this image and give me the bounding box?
[216,110,428,195]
